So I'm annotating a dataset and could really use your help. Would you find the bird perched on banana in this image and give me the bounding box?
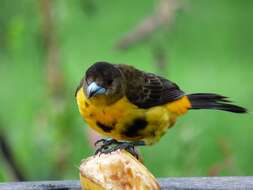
[75,61,247,155]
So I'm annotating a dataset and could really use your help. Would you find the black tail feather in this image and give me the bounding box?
[187,93,247,113]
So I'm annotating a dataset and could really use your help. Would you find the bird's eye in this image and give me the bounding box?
[107,79,113,85]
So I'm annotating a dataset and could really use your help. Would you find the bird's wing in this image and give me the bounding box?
[117,65,185,108]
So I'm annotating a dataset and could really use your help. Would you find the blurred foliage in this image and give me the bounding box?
[0,0,252,181]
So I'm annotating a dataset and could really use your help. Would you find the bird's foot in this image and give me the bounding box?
[94,138,117,147]
[94,138,145,159]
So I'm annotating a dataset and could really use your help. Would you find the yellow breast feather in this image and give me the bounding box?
[76,88,190,145]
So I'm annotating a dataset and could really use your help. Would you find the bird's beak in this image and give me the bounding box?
[87,82,106,98]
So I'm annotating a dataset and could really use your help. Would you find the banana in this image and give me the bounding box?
[79,150,160,190]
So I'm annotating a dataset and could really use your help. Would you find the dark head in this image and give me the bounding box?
[80,62,125,104]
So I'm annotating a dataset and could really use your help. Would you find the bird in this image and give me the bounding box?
[75,61,247,155]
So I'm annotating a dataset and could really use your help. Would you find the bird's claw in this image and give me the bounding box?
[94,139,141,159]
[94,138,117,147]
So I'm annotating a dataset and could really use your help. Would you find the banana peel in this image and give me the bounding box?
[79,150,160,190]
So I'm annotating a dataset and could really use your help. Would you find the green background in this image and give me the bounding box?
[0,0,252,181]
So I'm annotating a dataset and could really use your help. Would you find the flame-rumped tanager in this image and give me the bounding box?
[75,62,247,155]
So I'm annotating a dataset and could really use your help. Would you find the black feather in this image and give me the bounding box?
[187,93,247,113]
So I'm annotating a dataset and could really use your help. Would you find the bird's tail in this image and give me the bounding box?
[187,93,247,113]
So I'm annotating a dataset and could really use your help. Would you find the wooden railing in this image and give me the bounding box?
[0,177,252,190]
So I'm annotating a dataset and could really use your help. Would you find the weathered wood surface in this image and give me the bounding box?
[0,177,252,190]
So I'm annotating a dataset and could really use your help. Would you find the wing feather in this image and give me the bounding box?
[117,65,184,108]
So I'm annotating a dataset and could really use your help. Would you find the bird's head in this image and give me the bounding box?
[78,61,125,105]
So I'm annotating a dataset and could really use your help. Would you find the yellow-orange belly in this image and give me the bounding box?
[76,88,190,145]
